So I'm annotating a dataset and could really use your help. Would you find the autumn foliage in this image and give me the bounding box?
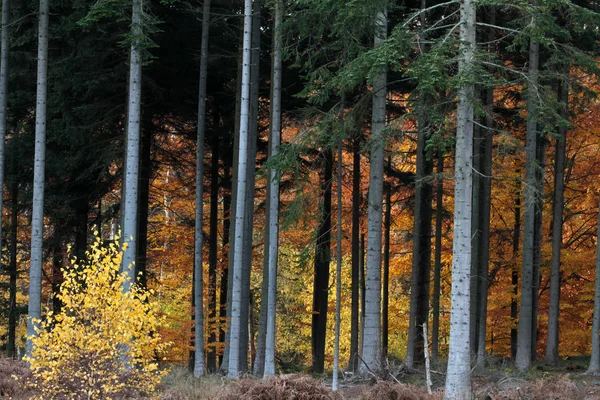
[25,233,169,399]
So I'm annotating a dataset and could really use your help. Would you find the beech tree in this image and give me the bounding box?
[444,0,475,396]
[25,0,50,359]
[360,6,387,375]
[193,0,211,378]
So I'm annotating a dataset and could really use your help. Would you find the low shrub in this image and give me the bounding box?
[215,374,343,400]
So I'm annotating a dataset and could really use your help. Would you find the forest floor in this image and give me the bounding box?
[3,355,600,399]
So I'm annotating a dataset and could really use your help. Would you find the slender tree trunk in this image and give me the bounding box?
[531,135,546,362]
[444,0,475,396]
[219,166,231,368]
[511,176,521,360]
[264,0,282,376]
[476,81,494,367]
[193,0,211,377]
[238,0,262,373]
[545,77,568,364]
[515,32,539,372]
[359,7,387,375]
[207,120,219,372]
[382,172,391,360]
[349,128,361,372]
[470,111,481,355]
[431,151,443,362]
[359,233,365,357]
[7,182,17,358]
[587,199,600,373]
[406,0,433,368]
[136,120,152,290]
[227,0,252,379]
[333,139,343,391]
[25,0,50,360]
[0,0,9,275]
[121,0,143,288]
[311,148,332,374]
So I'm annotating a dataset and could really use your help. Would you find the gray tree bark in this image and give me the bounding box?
[193,0,211,378]
[25,0,50,360]
[359,7,387,375]
[515,32,539,372]
[227,0,253,379]
[587,199,600,374]
[263,0,282,377]
[545,78,568,364]
[121,0,143,288]
[444,0,475,396]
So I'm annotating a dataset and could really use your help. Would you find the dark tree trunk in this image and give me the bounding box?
[312,149,332,374]
[6,182,17,358]
[348,129,361,372]
[207,124,220,372]
[136,120,153,290]
[219,165,231,368]
[431,150,443,362]
[511,176,521,360]
[406,121,433,367]
[382,166,391,359]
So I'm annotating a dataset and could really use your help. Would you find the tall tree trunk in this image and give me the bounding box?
[545,77,568,364]
[264,0,282,376]
[227,0,253,379]
[511,176,521,360]
[348,127,361,372]
[208,120,219,372]
[0,0,9,274]
[121,0,143,288]
[444,0,475,396]
[359,7,387,374]
[382,171,391,360]
[333,138,343,391]
[25,0,50,360]
[136,120,152,290]
[431,151,443,362]
[531,134,546,362]
[219,165,231,368]
[515,31,539,372]
[238,0,262,373]
[587,198,600,373]
[311,148,332,374]
[406,0,433,368]
[470,111,481,355]
[193,0,211,377]
[7,181,17,358]
[476,81,494,367]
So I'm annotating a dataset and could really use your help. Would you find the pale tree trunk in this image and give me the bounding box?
[333,139,343,391]
[545,77,568,364]
[359,7,387,375]
[239,0,262,372]
[264,0,282,376]
[444,0,475,396]
[515,33,539,372]
[121,0,143,289]
[25,0,50,360]
[227,0,253,379]
[587,199,600,374]
[431,151,443,362]
[193,0,211,378]
[221,31,244,374]
[476,82,494,367]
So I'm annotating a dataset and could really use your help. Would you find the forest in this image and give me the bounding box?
[1,0,600,398]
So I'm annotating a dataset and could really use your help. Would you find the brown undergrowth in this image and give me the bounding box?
[0,356,35,399]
